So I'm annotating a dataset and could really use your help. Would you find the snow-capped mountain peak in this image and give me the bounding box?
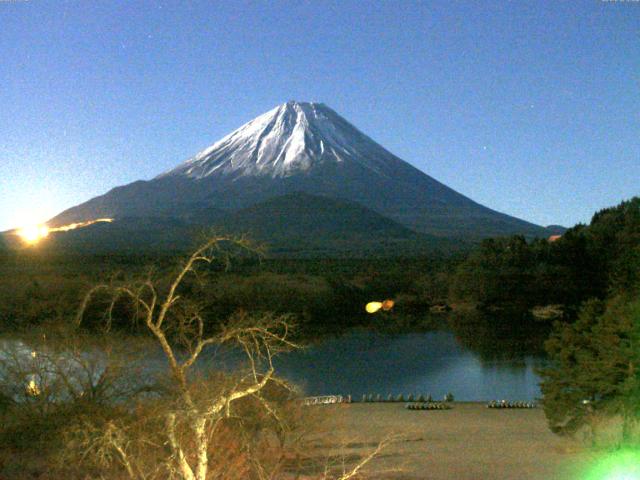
[49,101,550,241]
[159,101,397,179]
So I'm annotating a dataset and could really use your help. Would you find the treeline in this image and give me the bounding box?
[536,199,640,442]
[450,197,640,315]
[0,252,175,330]
[0,249,460,336]
[2,197,638,339]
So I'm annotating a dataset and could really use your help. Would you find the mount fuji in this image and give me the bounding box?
[47,101,555,252]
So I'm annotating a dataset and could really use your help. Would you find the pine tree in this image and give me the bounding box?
[539,295,640,442]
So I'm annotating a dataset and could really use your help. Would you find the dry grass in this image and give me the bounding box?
[306,402,597,480]
[0,401,600,479]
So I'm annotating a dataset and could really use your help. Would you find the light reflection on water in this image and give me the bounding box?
[1,330,546,402]
[271,331,545,401]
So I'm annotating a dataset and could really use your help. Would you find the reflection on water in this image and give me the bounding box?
[2,316,548,403]
[448,310,550,362]
[273,330,546,401]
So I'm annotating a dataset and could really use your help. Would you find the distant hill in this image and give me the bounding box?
[211,192,458,256]
[3,193,461,257]
[39,217,197,254]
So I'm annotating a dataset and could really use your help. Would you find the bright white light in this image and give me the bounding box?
[17,224,49,244]
[14,218,114,246]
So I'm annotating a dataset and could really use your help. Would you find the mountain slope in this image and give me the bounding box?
[212,192,453,256]
[39,217,197,254]
[14,193,452,257]
[50,101,549,239]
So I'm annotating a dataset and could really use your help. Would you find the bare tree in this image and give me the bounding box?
[73,236,301,480]
[0,330,148,416]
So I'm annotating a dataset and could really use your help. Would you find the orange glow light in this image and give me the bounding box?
[15,218,114,246]
[366,299,395,314]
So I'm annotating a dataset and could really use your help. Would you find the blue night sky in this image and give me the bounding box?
[1,0,639,231]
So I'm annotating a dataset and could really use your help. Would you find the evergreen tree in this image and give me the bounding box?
[540,295,640,442]
[450,197,640,311]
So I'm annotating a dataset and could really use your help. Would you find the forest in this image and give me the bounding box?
[1,197,637,340]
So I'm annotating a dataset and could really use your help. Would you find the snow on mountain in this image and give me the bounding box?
[49,101,550,240]
[158,101,398,180]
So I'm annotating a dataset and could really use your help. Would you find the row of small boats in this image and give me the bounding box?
[361,393,454,403]
[486,400,537,409]
[403,400,538,411]
[405,402,452,410]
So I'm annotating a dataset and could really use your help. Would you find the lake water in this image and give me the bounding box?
[272,330,545,402]
[1,329,546,403]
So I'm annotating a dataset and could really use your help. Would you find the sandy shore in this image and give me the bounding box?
[310,402,595,480]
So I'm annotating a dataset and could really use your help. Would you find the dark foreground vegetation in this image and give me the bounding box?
[0,238,390,480]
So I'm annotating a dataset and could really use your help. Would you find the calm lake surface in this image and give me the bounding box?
[272,330,545,401]
[1,329,546,402]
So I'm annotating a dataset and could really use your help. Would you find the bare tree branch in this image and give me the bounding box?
[336,435,398,480]
[69,236,302,480]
